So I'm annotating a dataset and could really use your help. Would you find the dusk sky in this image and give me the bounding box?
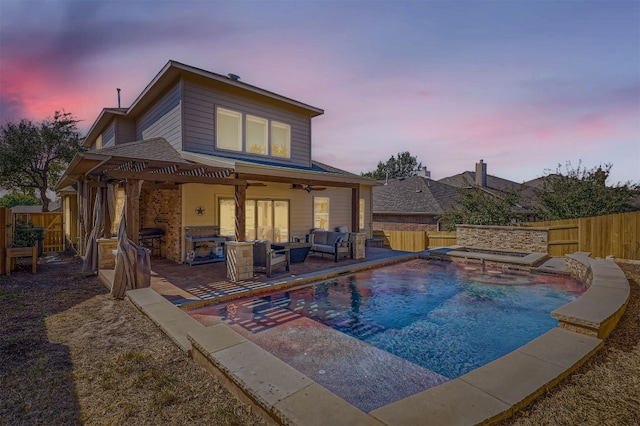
[1,0,638,184]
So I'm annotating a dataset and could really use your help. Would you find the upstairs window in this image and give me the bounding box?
[216,107,242,152]
[271,121,290,158]
[215,106,291,159]
[246,115,268,155]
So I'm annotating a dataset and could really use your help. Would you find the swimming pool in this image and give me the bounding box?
[189,258,586,411]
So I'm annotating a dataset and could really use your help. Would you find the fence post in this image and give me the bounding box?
[0,207,7,275]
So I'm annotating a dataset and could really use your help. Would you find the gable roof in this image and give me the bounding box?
[373,176,459,215]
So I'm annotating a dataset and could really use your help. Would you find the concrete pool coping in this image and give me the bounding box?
[114,251,629,425]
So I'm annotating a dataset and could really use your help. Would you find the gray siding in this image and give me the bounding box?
[135,81,182,150]
[102,121,116,148]
[115,117,136,145]
[182,78,312,167]
[324,188,353,231]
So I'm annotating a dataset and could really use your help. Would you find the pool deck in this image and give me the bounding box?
[99,249,629,425]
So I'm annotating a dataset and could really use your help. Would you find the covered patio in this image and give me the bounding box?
[99,246,410,308]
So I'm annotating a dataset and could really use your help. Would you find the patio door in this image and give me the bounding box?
[219,198,289,242]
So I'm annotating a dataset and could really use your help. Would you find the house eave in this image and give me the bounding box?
[128,60,325,119]
[55,152,110,190]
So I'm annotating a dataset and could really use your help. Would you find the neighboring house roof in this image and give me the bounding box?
[11,202,59,213]
[83,60,324,148]
[373,176,459,215]
[439,171,523,193]
[439,170,538,214]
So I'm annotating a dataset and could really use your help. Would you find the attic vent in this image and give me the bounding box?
[228,73,241,81]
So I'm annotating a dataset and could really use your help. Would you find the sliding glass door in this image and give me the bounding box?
[219,198,289,242]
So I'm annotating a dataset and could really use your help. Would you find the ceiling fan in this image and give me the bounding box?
[291,183,327,193]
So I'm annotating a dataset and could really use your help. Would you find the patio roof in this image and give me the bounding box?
[58,137,375,191]
[56,138,237,190]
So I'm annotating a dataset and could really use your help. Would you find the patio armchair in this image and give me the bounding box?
[253,241,290,277]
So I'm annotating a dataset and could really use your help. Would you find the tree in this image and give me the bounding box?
[0,192,40,209]
[440,186,520,231]
[362,151,423,180]
[0,111,84,211]
[534,162,640,220]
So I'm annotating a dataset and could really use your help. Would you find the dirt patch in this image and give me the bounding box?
[2,253,639,425]
[0,252,266,425]
[502,279,640,426]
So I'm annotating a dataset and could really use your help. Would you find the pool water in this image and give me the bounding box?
[189,259,586,411]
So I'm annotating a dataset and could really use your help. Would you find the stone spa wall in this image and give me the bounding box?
[456,224,548,253]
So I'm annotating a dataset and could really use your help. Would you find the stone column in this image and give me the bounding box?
[226,241,254,282]
[352,233,366,259]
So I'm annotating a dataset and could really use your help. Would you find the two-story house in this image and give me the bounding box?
[56,60,375,263]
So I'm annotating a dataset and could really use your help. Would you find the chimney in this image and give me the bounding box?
[117,88,121,108]
[475,160,487,187]
[417,166,431,178]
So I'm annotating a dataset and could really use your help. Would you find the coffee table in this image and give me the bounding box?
[271,242,312,263]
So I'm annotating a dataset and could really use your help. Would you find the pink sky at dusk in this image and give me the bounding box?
[1,0,638,185]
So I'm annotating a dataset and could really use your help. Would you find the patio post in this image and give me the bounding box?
[102,186,111,239]
[351,185,360,233]
[125,179,141,244]
[234,183,246,242]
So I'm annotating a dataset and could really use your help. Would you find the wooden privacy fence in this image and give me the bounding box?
[13,212,65,253]
[374,211,639,260]
[372,230,457,252]
[519,211,640,260]
[0,207,10,274]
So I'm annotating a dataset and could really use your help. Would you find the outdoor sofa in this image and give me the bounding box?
[308,229,352,262]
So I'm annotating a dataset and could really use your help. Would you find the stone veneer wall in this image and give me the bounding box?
[565,255,593,286]
[139,188,182,263]
[456,225,548,253]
